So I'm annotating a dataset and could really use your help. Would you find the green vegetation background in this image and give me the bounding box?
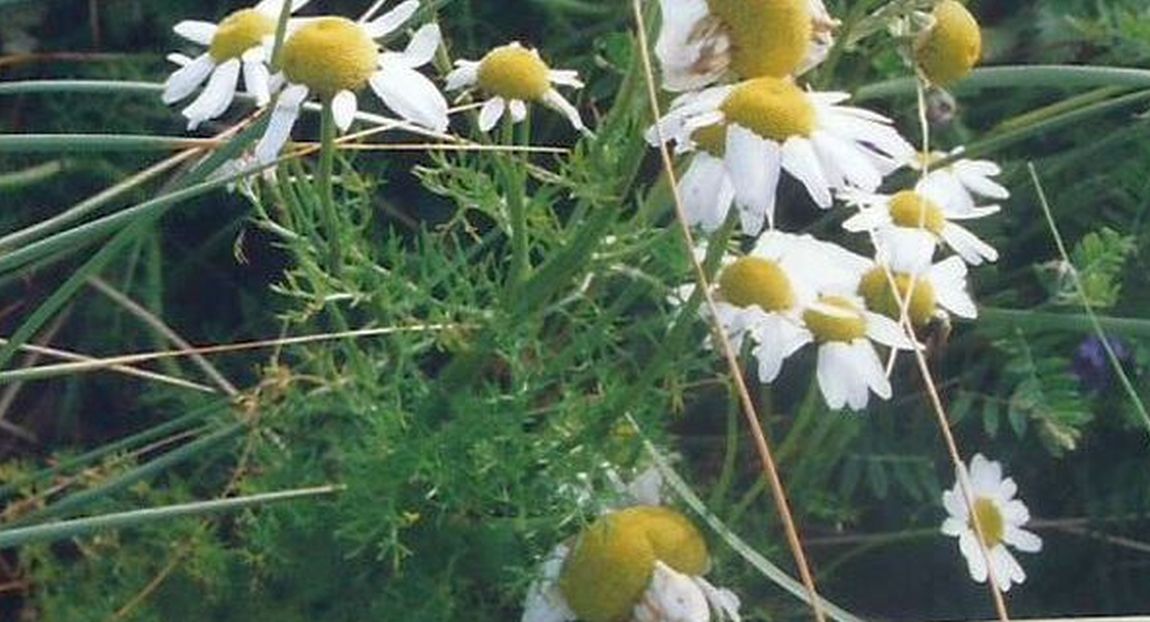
[2,0,1150,620]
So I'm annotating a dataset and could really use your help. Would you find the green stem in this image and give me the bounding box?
[319,99,343,275]
[501,118,530,288]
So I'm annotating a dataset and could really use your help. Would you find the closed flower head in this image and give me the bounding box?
[916,0,982,86]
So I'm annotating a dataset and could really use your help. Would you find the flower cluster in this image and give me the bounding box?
[162,0,587,166]
[653,0,1003,413]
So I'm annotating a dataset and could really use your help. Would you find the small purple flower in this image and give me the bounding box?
[1073,336,1132,392]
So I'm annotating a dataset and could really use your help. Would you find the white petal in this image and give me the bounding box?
[1004,525,1042,553]
[243,60,271,106]
[634,562,710,622]
[541,89,587,134]
[931,257,977,318]
[751,317,811,383]
[332,90,358,132]
[479,96,506,132]
[654,0,728,92]
[942,223,999,265]
[816,343,852,410]
[781,137,832,208]
[969,454,1002,493]
[680,153,733,231]
[941,517,967,537]
[255,84,308,164]
[725,125,780,232]
[181,58,240,130]
[693,577,742,621]
[445,61,479,91]
[369,64,450,132]
[167,52,193,66]
[810,130,882,192]
[841,208,890,233]
[363,0,420,38]
[254,0,312,16]
[958,531,988,583]
[864,312,913,349]
[509,99,529,123]
[549,69,583,88]
[162,53,215,104]
[402,23,441,68]
[843,341,889,409]
[173,20,217,46]
[942,487,969,522]
[1002,499,1031,524]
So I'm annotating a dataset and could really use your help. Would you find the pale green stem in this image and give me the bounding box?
[319,98,343,274]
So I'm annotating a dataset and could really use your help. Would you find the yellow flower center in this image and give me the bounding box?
[706,0,812,79]
[281,17,380,98]
[691,123,728,157]
[915,0,982,86]
[802,296,867,343]
[888,190,946,235]
[477,45,551,101]
[720,77,816,142]
[972,497,1005,548]
[859,267,937,327]
[719,257,795,312]
[209,9,276,62]
[559,506,710,622]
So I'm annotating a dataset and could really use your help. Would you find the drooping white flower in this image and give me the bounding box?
[254,1,450,164]
[648,78,914,234]
[445,42,587,134]
[163,0,312,130]
[522,506,741,622]
[910,148,1009,215]
[941,454,1043,592]
[842,184,1000,265]
[857,229,978,326]
[654,0,838,92]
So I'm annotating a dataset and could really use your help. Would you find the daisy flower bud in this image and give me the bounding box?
[446,42,587,134]
[163,0,313,130]
[647,79,914,234]
[915,0,982,87]
[254,1,450,164]
[655,0,838,92]
[522,506,741,622]
[941,454,1042,592]
[843,185,1000,265]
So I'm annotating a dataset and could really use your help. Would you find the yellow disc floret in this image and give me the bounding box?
[559,506,710,622]
[282,17,380,98]
[209,9,276,62]
[720,77,816,142]
[859,267,937,326]
[915,0,982,86]
[888,190,946,235]
[477,44,551,101]
[972,497,1005,547]
[719,257,795,312]
[707,0,812,79]
[691,123,728,157]
[803,296,867,343]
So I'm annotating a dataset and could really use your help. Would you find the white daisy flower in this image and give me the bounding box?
[655,0,838,92]
[163,0,312,130]
[910,148,1009,215]
[941,454,1043,592]
[254,1,450,164]
[522,506,741,622]
[799,292,915,411]
[648,78,914,233]
[857,229,978,327]
[445,42,587,134]
[842,184,1000,265]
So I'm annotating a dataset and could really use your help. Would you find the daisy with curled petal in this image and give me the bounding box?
[254,1,449,164]
[910,148,1009,215]
[522,506,741,622]
[941,454,1043,592]
[655,0,838,92]
[445,42,587,134]
[647,78,915,233]
[842,184,1000,266]
[163,0,312,130]
[857,229,978,327]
